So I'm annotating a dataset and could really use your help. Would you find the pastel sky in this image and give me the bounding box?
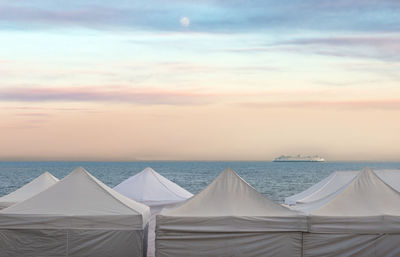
[1,0,400,161]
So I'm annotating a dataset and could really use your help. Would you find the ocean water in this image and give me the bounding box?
[1,161,400,203]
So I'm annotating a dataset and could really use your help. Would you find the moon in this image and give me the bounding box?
[180,17,190,27]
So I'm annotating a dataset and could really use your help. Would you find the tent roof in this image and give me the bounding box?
[163,167,299,217]
[312,167,400,216]
[1,167,150,228]
[375,169,400,192]
[285,171,359,205]
[158,168,306,232]
[0,172,58,209]
[114,167,193,206]
[286,169,400,206]
[309,167,400,233]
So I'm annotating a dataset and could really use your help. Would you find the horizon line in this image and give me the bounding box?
[0,159,399,163]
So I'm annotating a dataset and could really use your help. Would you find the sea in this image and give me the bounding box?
[1,161,400,203]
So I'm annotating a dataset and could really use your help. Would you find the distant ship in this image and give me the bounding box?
[273,155,325,162]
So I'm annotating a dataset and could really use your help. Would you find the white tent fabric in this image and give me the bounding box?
[0,167,150,257]
[375,169,400,192]
[114,167,193,257]
[302,167,400,257]
[285,169,400,206]
[156,167,307,257]
[114,167,193,206]
[0,172,58,210]
[285,171,359,206]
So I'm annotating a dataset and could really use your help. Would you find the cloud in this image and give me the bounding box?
[229,34,400,62]
[3,106,95,112]
[0,125,41,130]
[283,36,400,52]
[0,2,203,32]
[14,112,51,117]
[0,5,129,28]
[239,99,400,110]
[282,35,400,62]
[154,62,281,74]
[0,86,215,105]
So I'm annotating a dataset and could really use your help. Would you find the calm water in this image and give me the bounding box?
[1,161,400,203]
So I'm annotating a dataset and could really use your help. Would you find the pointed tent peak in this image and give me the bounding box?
[114,167,193,206]
[40,171,59,182]
[357,166,383,179]
[70,166,89,175]
[217,167,249,183]
[221,166,237,174]
[286,170,362,206]
[142,167,156,173]
[361,166,373,173]
[212,167,260,193]
[2,166,150,227]
[64,166,97,181]
[312,165,400,216]
[222,167,235,174]
[0,171,59,209]
[64,167,150,206]
[26,171,58,181]
[139,167,163,180]
[351,166,384,187]
[352,166,400,193]
[219,167,239,177]
[163,167,301,217]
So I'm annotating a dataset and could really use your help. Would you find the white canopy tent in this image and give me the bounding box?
[0,167,150,257]
[114,167,193,257]
[285,169,400,206]
[285,170,359,206]
[375,169,400,192]
[114,167,193,206]
[156,167,307,257]
[0,172,59,210]
[302,167,400,257]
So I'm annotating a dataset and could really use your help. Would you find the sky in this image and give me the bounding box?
[0,0,400,161]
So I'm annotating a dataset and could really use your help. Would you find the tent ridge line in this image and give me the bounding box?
[150,169,191,200]
[82,168,144,217]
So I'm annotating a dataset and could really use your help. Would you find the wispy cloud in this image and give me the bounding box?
[228,34,400,63]
[152,62,281,74]
[0,125,41,130]
[0,86,215,105]
[282,36,400,47]
[239,99,400,110]
[3,106,94,112]
[2,86,398,108]
[0,5,126,28]
[14,112,51,117]
[280,35,400,61]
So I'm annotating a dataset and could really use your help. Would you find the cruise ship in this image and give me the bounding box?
[273,155,325,162]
